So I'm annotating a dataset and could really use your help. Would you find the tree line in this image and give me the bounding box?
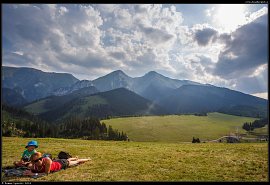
[242,117,268,132]
[2,104,128,141]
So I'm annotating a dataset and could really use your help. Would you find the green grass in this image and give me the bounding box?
[24,99,49,114]
[253,125,268,135]
[242,125,269,139]
[102,112,259,142]
[23,95,108,117]
[2,137,268,182]
[78,95,108,112]
[60,96,109,120]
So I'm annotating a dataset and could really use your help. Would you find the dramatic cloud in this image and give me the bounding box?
[2,4,268,98]
[233,64,268,94]
[138,24,175,45]
[193,28,218,46]
[3,4,118,79]
[213,14,268,79]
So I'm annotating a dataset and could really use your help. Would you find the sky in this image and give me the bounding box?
[2,4,268,99]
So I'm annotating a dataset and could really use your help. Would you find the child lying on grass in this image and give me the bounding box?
[23,152,91,177]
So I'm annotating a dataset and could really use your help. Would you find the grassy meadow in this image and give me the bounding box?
[102,112,259,142]
[253,125,268,135]
[24,99,50,114]
[2,137,268,182]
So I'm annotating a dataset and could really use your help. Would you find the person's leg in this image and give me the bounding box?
[76,159,91,163]
[67,158,91,167]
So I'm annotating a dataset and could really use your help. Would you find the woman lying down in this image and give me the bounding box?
[23,152,91,177]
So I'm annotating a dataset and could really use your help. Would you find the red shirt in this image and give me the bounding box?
[33,157,62,173]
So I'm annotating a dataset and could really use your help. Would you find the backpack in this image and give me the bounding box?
[58,151,72,159]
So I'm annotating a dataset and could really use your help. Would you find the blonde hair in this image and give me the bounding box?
[30,152,43,162]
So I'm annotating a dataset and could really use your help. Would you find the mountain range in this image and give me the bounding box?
[2,66,268,120]
[26,87,165,122]
[3,66,78,102]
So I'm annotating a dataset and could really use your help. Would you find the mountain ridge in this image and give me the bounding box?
[3,66,267,100]
[27,87,166,122]
[2,66,79,102]
[2,66,268,119]
[158,84,267,117]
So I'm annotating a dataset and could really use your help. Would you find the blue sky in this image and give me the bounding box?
[2,4,268,99]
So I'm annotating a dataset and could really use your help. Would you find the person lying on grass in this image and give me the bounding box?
[14,140,38,168]
[23,152,91,177]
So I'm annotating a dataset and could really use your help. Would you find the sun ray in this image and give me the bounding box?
[213,4,248,32]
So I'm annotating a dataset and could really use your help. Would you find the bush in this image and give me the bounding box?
[192,137,200,143]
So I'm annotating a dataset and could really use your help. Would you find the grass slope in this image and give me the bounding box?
[25,88,165,122]
[2,137,268,182]
[102,112,259,142]
[23,86,99,116]
[253,125,268,135]
[59,95,109,120]
[24,99,50,114]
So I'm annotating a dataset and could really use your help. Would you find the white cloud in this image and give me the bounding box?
[205,7,215,17]
[2,3,268,96]
[213,14,268,79]
[12,51,24,56]
[4,4,185,79]
[249,64,268,78]
[59,6,68,15]
[211,4,248,33]
[252,92,268,100]
[246,6,268,23]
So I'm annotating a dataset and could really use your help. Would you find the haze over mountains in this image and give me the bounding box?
[2,66,268,120]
